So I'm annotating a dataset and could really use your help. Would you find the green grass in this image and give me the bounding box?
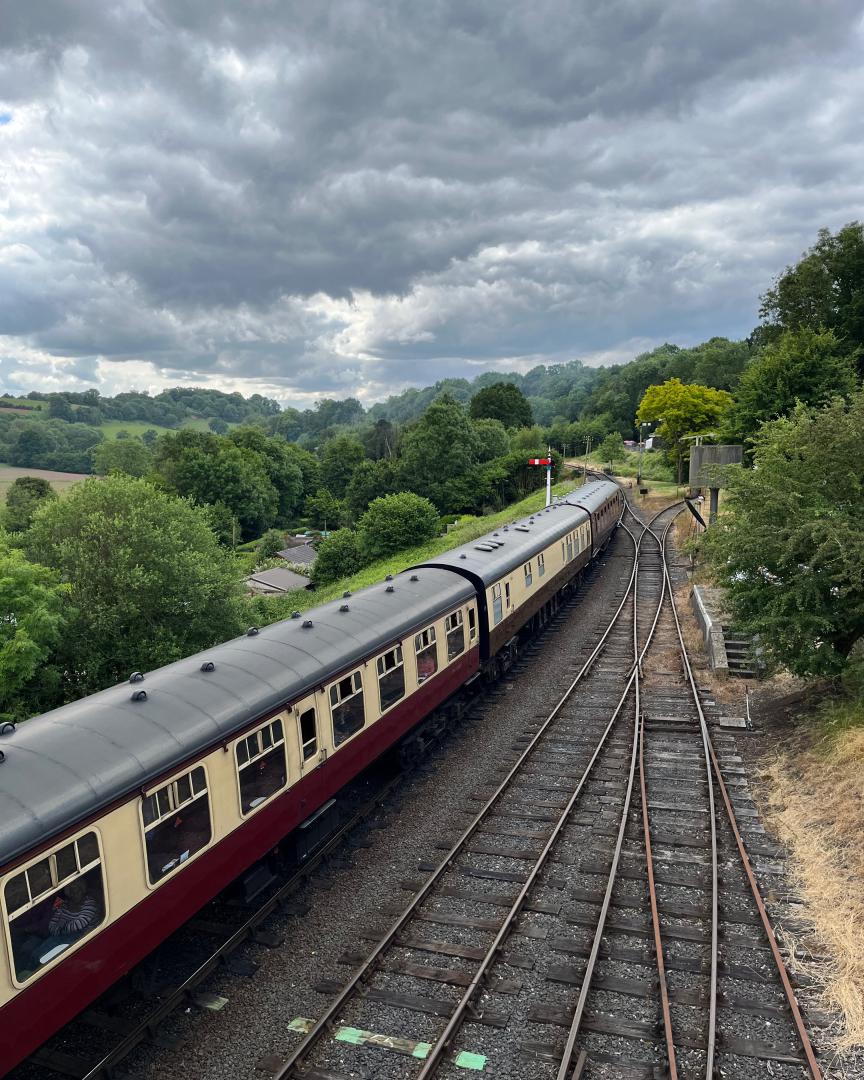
[590,449,676,483]
[248,480,584,621]
[0,396,47,412]
[98,418,213,438]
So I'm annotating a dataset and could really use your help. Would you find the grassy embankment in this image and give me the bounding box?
[760,694,864,1052]
[252,478,584,618]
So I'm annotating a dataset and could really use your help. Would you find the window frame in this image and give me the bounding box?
[538,552,545,577]
[235,717,288,817]
[524,561,533,587]
[2,827,108,989]
[298,705,318,762]
[445,609,465,662]
[139,763,213,890]
[491,582,503,624]
[414,625,439,683]
[376,644,406,713]
[329,669,366,747]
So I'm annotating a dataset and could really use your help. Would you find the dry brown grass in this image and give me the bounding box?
[760,728,864,1052]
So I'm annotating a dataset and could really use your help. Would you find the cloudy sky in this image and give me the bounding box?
[1,2,862,408]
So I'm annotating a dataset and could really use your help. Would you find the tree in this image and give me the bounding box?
[759,222,864,364]
[3,476,57,532]
[0,541,68,720]
[311,528,367,585]
[599,432,625,471]
[470,418,511,462]
[305,488,346,531]
[141,428,159,447]
[47,396,74,422]
[91,438,153,478]
[27,475,246,697]
[469,382,533,429]
[209,417,230,434]
[9,425,55,468]
[732,327,857,443]
[152,430,277,538]
[229,427,304,523]
[357,493,440,559]
[321,434,366,498]
[257,528,285,560]
[399,394,481,511]
[362,417,399,460]
[700,391,864,677]
[344,458,401,519]
[636,379,734,483]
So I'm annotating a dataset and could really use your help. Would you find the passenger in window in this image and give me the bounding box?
[48,879,99,937]
[417,650,436,681]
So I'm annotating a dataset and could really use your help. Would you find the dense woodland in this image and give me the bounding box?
[3,221,864,720]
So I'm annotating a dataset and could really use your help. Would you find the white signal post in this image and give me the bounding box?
[527,450,554,506]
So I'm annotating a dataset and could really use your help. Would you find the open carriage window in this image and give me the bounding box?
[141,766,212,885]
[4,831,105,984]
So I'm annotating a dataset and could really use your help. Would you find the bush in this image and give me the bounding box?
[312,528,367,585]
[357,492,440,559]
[257,528,285,559]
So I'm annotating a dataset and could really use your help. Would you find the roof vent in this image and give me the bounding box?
[131,689,147,702]
[503,526,509,532]
[515,525,530,533]
[340,603,350,612]
[247,626,259,636]
[302,619,314,628]
[459,553,467,559]
[386,585,395,593]
[200,661,215,673]
[493,532,500,536]
[129,671,144,683]
[291,610,301,618]
[0,750,4,764]
[410,574,419,581]
[0,722,15,736]
[343,590,352,598]
[385,574,393,581]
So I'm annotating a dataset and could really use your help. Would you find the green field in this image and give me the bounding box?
[0,464,90,500]
[0,396,48,413]
[92,417,214,438]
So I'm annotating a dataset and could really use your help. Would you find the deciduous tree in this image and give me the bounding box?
[636,379,733,483]
[357,492,440,559]
[469,382,533,429]
[700,391,864,676]
[27,475,246,697]
[3,476,57,533]
[92,437,153,478]
[311,528,366,585]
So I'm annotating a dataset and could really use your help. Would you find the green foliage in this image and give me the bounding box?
[3,475,57,532]
[469,382,533,429]
[732,327,858,443]
[5,420,103,473]
[0,540,69,720]
[357,492,440,559]
[470,418,511,462]
[257,528,285,560]
[311,528,367,585]
[599,431,625,469]
[399,394,481,511]
[305,487,346,530]
[759,222,864,364]
[636,378,734,482]
[344,458,401,519]
[91,437,153,477]
[26,475,246,699]
[208,417,230,434]
[321,434,366,498]
[152,430,277,538]
[700,391,864,676]
[228,427,305,523]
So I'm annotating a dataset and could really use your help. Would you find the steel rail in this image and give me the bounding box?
[275,512,654,1079]
[657,523,824,1080]
[555,505,680,1080]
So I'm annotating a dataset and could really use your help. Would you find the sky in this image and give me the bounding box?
[1,2,863,409]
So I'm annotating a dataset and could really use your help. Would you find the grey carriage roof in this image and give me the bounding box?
[411,479,619,586]
[0,568,473,870]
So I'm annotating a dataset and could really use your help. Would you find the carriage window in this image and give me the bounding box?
[566,533,573,560]
[299,707,317,760]
[445,610,465,660]
[468,607,477,641]
[538,552,545,577]
[142,766,212,885]
[4,832,105,984]
[330,670,365,746]
[236,719,287,814]
[415,626,438,682]
[524,561,533,587]
[377,646,405,711]
[491,583,503,625]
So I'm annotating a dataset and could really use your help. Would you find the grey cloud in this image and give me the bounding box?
[0,1,863,399]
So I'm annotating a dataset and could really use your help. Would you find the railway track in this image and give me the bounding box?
[268,499,824,1080]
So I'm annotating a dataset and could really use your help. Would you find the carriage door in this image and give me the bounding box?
[504,580,511,612]
[297,704,323,772]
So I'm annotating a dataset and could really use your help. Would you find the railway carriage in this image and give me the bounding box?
[0,479,621,1073]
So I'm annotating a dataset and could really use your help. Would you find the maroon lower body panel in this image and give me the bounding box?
[0,649,478,1074]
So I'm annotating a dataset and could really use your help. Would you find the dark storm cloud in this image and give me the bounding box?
[1,0,863,401]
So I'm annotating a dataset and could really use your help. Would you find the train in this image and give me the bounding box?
[0,479,623,1073]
